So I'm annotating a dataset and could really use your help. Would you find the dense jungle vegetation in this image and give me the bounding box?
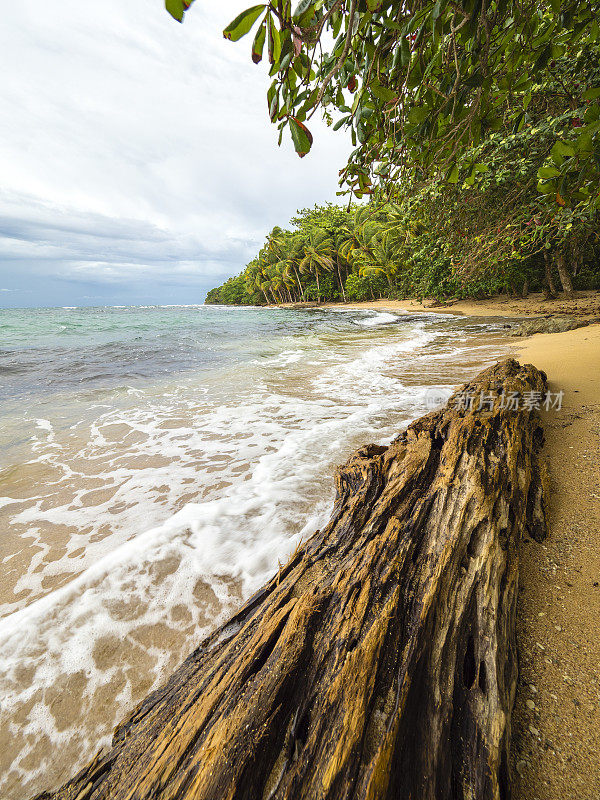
[167,1,600,305]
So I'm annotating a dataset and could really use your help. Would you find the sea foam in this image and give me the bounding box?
[0,309,511,798]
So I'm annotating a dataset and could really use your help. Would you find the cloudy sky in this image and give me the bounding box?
[0,1,351,308]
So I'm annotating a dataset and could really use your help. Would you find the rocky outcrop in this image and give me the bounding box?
[510,316,595,336]
[36,359,548,800]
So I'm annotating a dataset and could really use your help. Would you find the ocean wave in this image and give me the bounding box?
[356,311,400,327]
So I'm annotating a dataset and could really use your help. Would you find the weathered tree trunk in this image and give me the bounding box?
[521,280,529,298]
[555,253,574,299]
[543,253,557,299]
[37,359,548,800]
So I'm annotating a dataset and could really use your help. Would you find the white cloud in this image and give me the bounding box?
[0,0,351,306]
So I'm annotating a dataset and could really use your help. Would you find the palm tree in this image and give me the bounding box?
[245,259,272,305]
[334,224,361,301]
[267,263,287,303]
[357,232,401,290]
[270,233,306,302]
[299,228,335,302]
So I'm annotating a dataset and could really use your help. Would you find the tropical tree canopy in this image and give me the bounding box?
[169,2,599,303]
[168,0,599,209]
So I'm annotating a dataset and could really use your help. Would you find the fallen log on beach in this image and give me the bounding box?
[37,358,548,800]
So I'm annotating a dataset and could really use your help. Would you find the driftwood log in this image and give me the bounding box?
[37,358,548,800]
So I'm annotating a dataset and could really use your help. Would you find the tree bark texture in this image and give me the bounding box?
[37,358,548,800]
[555,253,574,299]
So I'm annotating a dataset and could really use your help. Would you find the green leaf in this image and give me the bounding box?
[538,166,561,178]
[407,106,428,125]
[252,21,267,64]
[293,0,314,16]
[585,103,600,123]
[577,130,593,153]
[537,180,556,195]
[333,116,350,131]
[224,5,266,42]
[400,36,410,67]
[268,16,281,64]
[370,81,396,103]
[366,0,384,10]
[551,140,575,159]
[268,89,279,122]
[582,87,600,101]
[447,165,459,184]
[289,117,313,157]
[165,0,185,22]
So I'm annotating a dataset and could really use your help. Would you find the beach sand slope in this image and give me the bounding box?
[511,324,600,800]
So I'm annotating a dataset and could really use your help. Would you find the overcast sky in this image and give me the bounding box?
[0,1,351,308]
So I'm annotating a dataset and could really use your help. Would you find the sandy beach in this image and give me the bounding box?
[319,289,600,322]
[512,323,600,800]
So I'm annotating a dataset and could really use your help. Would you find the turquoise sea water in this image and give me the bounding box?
[0,304,369,400]
[0,304,512,797]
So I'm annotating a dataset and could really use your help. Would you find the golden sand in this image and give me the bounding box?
[320,288,600,322]
[510,323,600,800]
